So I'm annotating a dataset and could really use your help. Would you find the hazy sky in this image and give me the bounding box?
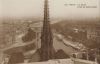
[0,0,100,19]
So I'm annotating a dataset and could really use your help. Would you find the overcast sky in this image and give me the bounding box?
[0,0,100,19]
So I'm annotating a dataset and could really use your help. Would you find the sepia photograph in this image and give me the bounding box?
[0,0,100,64]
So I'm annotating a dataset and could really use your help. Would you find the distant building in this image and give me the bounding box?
[87,26,100,41]
[87,29,97,40]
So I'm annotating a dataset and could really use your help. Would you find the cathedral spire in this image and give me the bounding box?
[40,0,55,61]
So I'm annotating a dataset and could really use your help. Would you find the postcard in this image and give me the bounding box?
[0,0,100,64]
